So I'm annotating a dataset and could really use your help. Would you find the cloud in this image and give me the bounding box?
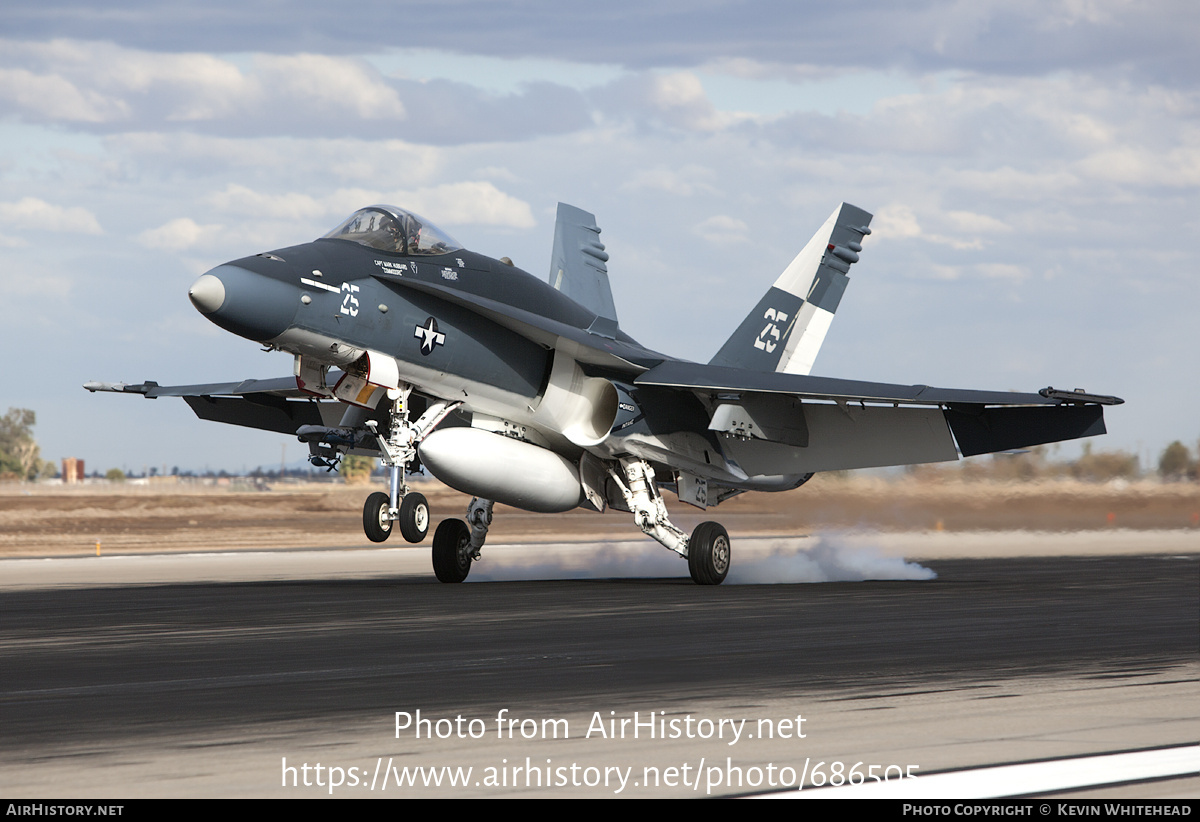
[0,39,592,144]
[136,217,223,251]
[254,54,406,120]
[944,210,1011,234]
[0,197,103,235]
[872,204,923,241]
[646,72,725,131]
[926,264,964,280]
[222,182,538,229]
[948,166,1081,200]
[697,57,840,84]
[758,70,1197,178]
[6,3,1197,87]
[0,266,72,296]
[132,180,535,258]
[108,133,445,186]
[204,184,326,221]
[376,77,593,144]
[975,262,1031,281]
[694,214,750,245]
[0,67,127,122]
[1076,146,1200,188]
[595,71,754,132]
[873,204,1011,251]
[375,182,537,229]
[621,165,717,196]
[0,41,406,137]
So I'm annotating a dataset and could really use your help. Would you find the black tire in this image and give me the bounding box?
[432,518,472,583]
[398,492,430,543]
[688,521,730,585]
[363,491,392,543]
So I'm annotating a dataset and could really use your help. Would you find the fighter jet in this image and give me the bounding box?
[86,202,1121,584]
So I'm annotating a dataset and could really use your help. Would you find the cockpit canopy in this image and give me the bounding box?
[322,205,463,256]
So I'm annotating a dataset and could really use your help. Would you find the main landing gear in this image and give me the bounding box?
[606,457,730,585]
[687,521,730,585]
[431,497,493,583]
[360,388,456,547]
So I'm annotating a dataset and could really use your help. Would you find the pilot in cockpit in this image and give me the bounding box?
[324,206,462,257]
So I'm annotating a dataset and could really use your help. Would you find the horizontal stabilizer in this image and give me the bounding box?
[946,405,1107,456]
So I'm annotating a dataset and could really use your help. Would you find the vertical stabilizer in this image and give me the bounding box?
[548,203,619,338]
[709,203,872,374]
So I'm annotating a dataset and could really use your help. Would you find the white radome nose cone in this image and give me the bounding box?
[189,273,226,314]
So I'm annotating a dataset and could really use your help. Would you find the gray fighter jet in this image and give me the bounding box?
[87,202,1121,584]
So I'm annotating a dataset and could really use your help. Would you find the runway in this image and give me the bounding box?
[2,535,1197,797]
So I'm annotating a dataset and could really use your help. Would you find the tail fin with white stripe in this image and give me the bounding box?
[709,203,872,374]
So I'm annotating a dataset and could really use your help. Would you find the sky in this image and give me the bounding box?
[2,1,1197,475]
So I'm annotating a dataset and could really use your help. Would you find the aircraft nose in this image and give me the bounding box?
[188,273,226,314]
[189,264,299,343]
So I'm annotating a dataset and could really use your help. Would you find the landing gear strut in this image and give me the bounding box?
[607,457,731,585]
[361,387,458,544]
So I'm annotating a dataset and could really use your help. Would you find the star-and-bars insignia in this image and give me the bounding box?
[414,317,446,355]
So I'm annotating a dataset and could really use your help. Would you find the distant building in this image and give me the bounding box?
[62,457,85,484]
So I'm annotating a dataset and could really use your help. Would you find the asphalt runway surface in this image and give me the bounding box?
[2,536,1197,798]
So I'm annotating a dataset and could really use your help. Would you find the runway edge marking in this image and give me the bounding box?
[752,744,1200,799]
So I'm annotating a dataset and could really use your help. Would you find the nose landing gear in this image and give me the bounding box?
[363,489,430,544]
[360,387,458,545]
[398,491,430,543]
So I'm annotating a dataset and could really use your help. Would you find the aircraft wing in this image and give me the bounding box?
[635,361,1123,407]
[85,377,336,435]
[635,360,1122,458]
[85,377,304,399]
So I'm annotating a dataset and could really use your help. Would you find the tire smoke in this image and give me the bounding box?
[728,536,936,584]
[466,535,936,584]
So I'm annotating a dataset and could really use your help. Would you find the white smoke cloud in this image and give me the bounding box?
[467,535,936,584]
[728,536,937,584]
